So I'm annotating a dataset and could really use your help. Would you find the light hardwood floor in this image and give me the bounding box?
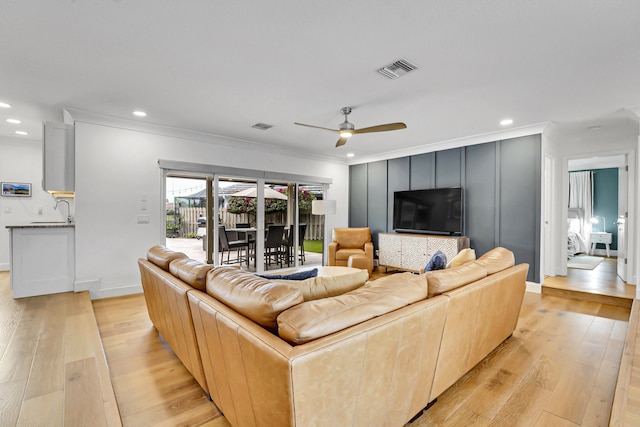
[0,271,121,427]
[544,257,635,307]
[610,299,640,426]
[93,284,631,426]
[0,268,633,426]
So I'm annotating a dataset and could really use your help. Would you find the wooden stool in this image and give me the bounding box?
[347,254,372,276]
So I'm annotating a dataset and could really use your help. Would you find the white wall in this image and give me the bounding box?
[72,117,349,298]
[544,113,639,285]
[0,136,75,270]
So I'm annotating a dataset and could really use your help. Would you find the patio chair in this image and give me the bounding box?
[219,225,249,265]
[282,223,307,266]
[264,224,287,268]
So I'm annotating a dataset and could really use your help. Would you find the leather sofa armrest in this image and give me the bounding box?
[328,241,339,266]
[364,241,374,259]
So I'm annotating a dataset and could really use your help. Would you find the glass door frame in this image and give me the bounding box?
[160,160,332,273]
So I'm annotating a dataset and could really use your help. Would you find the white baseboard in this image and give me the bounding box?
[90,284,143,300]
[75,278,101,293]
[0,263,9,272]
[526,281,542,294]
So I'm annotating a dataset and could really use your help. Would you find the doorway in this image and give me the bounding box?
[543,154,634,301]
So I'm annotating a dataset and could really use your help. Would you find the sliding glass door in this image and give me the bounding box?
[163,168,328,273]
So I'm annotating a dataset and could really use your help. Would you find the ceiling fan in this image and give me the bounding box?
[294,107,407,147]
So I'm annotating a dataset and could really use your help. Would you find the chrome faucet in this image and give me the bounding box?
[55,199,72,223]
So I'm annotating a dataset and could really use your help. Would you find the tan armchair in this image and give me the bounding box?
[328,227,374,274]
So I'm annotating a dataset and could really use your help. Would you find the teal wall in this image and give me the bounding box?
[592,168,619,250]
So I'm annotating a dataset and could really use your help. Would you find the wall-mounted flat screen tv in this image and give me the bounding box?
[393,187,463,235]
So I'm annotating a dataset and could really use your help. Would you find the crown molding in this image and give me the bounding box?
[63,108,348,165]
[348,123,547,165]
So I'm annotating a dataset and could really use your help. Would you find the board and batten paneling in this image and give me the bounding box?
[435,148,463,188]
[367,161,388,248]
[410,152,435,190]
[349,134,541,283]
[387,158,411,232]
[349,163,368,228]
[498,135,541,282]
[465,142,497,257]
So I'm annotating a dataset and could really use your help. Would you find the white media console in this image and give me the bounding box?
[378,232,470,272]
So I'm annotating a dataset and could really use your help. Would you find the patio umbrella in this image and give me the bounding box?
[231,186,288,200]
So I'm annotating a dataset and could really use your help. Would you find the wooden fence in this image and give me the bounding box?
[173,207,325,240]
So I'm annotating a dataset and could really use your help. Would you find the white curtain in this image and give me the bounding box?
[568,171,593,247]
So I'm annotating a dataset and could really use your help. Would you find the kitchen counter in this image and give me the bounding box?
[6,224,75,298]
[6,222,75,229]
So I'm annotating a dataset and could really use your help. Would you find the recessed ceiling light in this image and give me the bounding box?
[500,118,514,126]
[6,118,20,124]
[15,130,28,135]
[0,102,11,108]
[133,111,147,117]
[347,153,355,157]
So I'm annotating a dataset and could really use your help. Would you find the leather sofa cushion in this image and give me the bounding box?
[335,248,366,261]
[273,268,368,301]
[169,258,214,292]
[332,227,371,249]
[426,262,487,297]
[147,245,188,271]
[277,272,427,345]
[206,267,304,333]
[474,247,515,274]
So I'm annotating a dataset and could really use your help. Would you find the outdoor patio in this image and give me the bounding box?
[166,237,323,272]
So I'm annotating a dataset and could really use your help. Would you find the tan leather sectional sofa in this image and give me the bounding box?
[138,245,528,427]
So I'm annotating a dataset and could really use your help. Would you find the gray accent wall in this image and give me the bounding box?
[410,152,435,189]
[387,157,411,232]
[367,161,388,248]
[349,134,542,282]
[349,164,367,227]
[435,148,463,188]
[465,142,497,257]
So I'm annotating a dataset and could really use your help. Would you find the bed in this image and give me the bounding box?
[568,208,588,256]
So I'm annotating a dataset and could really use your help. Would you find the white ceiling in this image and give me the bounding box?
[1,1,639,162]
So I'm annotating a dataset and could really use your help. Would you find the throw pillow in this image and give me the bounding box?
[258,268,318,281]
[424,251,447,272]
[446,248,476,269]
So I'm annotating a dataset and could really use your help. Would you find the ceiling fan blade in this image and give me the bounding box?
[335,136,348,147]
[353,122,407,134]
[294,122,339,133]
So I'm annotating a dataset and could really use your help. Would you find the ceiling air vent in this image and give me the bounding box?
[252,123,273,130]
[377,58,419,80]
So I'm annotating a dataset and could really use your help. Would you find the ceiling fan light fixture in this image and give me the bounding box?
[295,105,406,148]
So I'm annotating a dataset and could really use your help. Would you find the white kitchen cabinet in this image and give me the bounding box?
[7,223,75,298]
[42,121,75,193]
[378,232,470,272]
